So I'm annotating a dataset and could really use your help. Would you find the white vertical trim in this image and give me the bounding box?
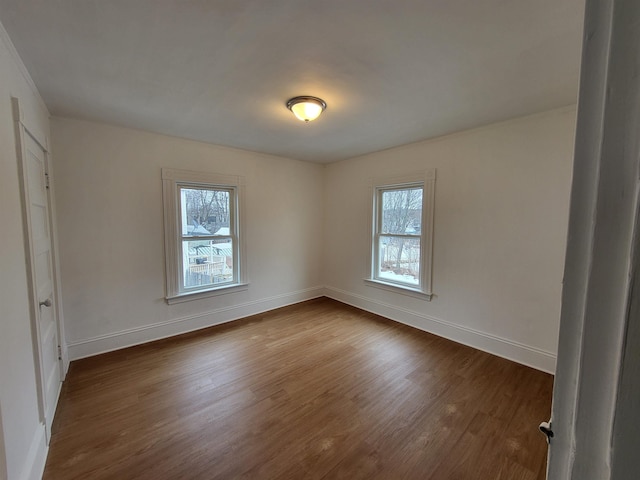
[44,141,69,376]
[19,424,47,480]
[549,0,640,478]
[423,168,436,295]
[162,171,179,298]
[12,97,63,444]
[12,97,48,429]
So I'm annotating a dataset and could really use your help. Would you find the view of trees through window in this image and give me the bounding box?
[182,187,230,236]
[378,186,423,285]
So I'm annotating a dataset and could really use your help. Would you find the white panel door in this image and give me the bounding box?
[24,132,61,438]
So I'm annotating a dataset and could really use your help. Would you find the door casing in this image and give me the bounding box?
[12,97,66,441]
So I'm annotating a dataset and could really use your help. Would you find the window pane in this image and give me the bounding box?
[180,187,230,237]
[182,238,234,288]
[380,187,423,234]
[377,236,420,285]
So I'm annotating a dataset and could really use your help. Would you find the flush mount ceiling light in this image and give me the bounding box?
[286,96,327,122]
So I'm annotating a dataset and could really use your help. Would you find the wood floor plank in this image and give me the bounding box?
[44,298,553,479]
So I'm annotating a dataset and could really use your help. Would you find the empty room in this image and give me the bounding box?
[2,0,639,479]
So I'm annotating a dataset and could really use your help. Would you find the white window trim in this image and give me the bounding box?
[162,168,247,304]
[366,169,436,300]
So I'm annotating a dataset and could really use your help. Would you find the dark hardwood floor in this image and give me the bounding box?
[44,297,553,479]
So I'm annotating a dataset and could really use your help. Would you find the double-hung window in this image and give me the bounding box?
[367,169,436,299]
[162,168,246,303]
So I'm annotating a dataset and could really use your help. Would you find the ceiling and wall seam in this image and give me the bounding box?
[0,19,48,117]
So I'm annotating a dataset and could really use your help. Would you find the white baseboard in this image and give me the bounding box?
[20,423,47,480]
[67,287,325,360]
[324,286,556,374]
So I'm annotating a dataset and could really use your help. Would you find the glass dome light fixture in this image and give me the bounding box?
[286,96,327,122]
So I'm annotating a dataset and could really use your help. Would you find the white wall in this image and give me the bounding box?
[0,21,51,480]
[51,117,326,359]
[52,108,575,371]
[324,107,576,372]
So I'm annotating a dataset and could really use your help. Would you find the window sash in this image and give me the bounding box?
[373,183,424,289]
[181,238,236,291]
[178,184,234,234]
[177,183,238,294]
[375,234,422,287]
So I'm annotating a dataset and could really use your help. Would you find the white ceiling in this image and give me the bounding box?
[0,0,585,163]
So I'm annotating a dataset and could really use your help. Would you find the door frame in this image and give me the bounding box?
[12,97,67,440]
[547,0,640,478]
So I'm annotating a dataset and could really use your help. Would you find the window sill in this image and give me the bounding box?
[166,283,249,304]
[364,279,432,301]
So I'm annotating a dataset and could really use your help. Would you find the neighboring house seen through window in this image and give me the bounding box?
[367,169,435,299]
[162,169,246,303]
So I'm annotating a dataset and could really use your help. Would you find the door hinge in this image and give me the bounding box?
[57,345,62,360]
[45,173,50,189]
